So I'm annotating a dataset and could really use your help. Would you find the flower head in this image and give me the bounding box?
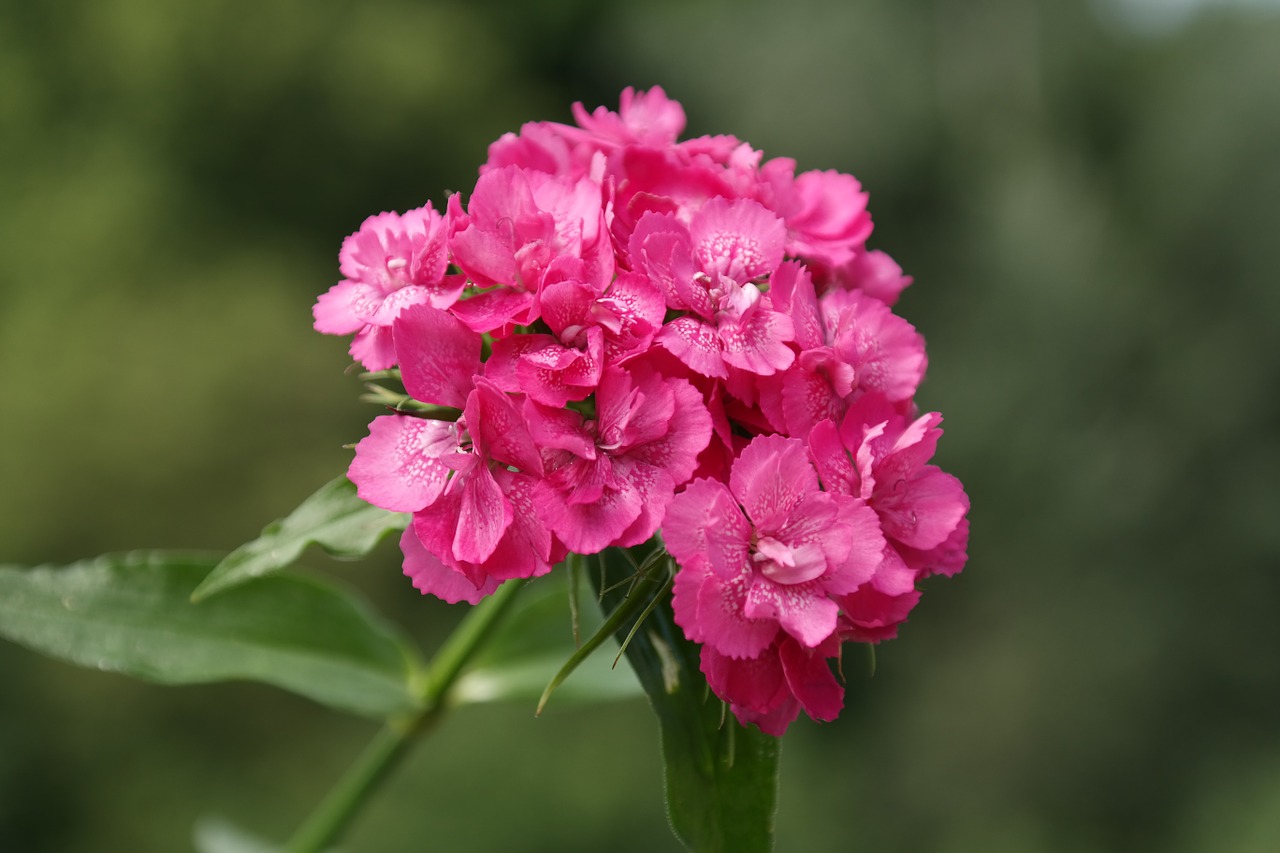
[320,87,969,736]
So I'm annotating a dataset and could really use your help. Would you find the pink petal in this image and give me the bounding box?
[470,469,555,581]
[807,418,857,496]
[728,435,818,534]
[453,464,512,565]
[769,261,823,350]
[869,544,918,596]
[658,316,726,379]
[671,553,712,644]
[689,197,785,282]
[349,325,399,372]
[469,379,542,475]
[393,304,481,408]
[663,478,751,581]
[700,645,789,716]
[838,584,921,642]
[742,574,838,649]
[830,290,927,403]
[349,415,457,512]
[536,462,643,554]
[778,637,844,722]
[449,288,539,335]
[718,301,796,376]
[313,280,376,335]
[400,525,498,605]
[875,465,968,551]
[698,568,781,659]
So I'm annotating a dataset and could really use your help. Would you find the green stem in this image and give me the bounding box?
[283,579,526,853]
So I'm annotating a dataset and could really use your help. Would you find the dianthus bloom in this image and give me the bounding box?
[316,86,969,735]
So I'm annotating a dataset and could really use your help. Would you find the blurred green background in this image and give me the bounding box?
[2,0,1278,850]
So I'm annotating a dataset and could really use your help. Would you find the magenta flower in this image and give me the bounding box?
[447,166,609,333]
[760,160,874,271]
[484,261,664,406]
[808,392,970,595]
[312,204,462,371]
[665,434,884,658]
[631,198,796,379]
[525,364,711,554]
[759,277,927,436]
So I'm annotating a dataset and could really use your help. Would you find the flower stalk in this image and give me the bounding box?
[283,578,526,853]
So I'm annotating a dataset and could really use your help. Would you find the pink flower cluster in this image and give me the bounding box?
[315,88,969,736]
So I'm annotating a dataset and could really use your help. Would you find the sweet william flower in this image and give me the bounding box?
[631,198,796,378]
[447,166,610,334]
[525,363,711,553]
[665,434,884,659]
[312,204,463,370]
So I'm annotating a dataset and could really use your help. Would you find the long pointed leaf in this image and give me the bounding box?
[0,551,422,718]
[193,476,407,601]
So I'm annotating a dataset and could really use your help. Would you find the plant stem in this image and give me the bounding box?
[282,579,526,853]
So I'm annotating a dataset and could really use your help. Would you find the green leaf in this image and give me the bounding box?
[192,476,408,601]
[0,551,422,718]
[594,547,780,853]
[452,568,643,708]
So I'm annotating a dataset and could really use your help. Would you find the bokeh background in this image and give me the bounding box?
[3,0,1278,850]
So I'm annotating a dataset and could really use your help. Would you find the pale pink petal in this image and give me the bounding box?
[313,280,376,334]
[349,325,399,372]
[349,415,456,512]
